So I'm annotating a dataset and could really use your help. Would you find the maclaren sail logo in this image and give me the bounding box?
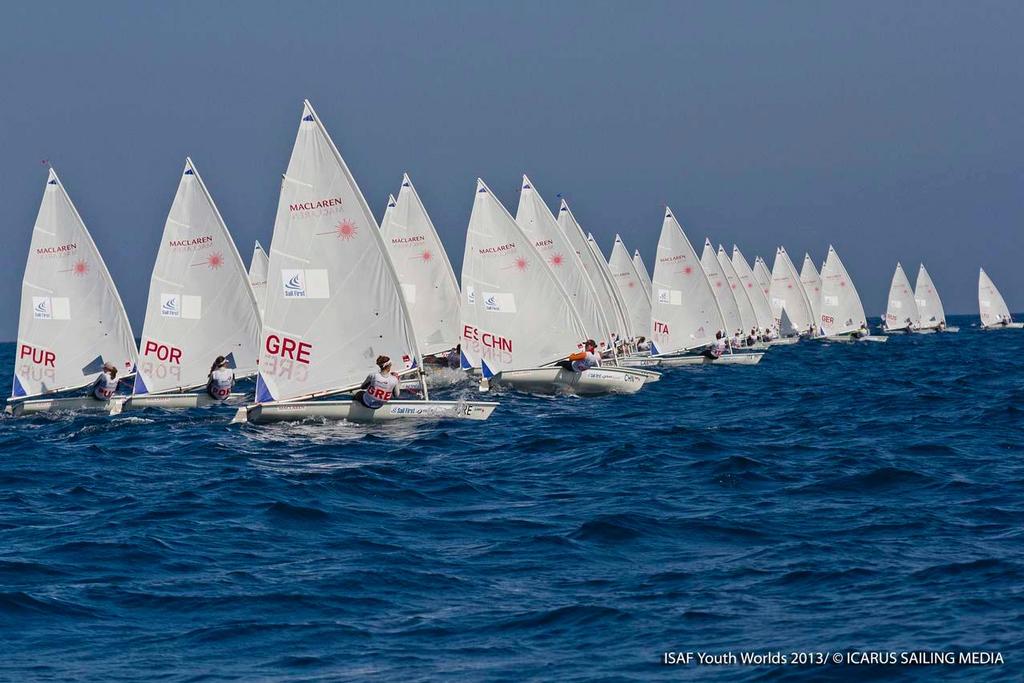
[290,197,344,220]
[36,242,78,258]
[391,235,425,245]
[169,235,214,251]
[478,242,515,255]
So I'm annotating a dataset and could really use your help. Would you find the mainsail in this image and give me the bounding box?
[753,256,772,299]
[12,168,137,399]
[732,246,774,331]
[461,179,587,376]
[515,176,611,346]
[248,241,269,318]
[650,208,725,354]
[255,101,419,403]
[769,247,814,332]
[914,264,946,329]
[819,245,868,336]
[978,268,1013,326]
[633,249,653,299]
[717,245,757,333]
[134,159,260,395]
[701,239,742,334]
[557,200,630,344]
[608,235,651,341]
[884,262,918,331]
[799,254,823,328]
[380,173,462,357]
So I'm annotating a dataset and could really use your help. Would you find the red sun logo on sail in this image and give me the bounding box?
[550,254,564,267]
[72,259,88,276]
[514,257,528,272]
[336,219,358,240]
[208,252,224,269]
[421,250,432,262]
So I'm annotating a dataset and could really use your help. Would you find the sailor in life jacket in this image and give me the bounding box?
[91,362,119,400]
[206,356,235,400]
[358,355,400,409]
[558,339,601,372]
[703,331,727,359]
[635,336,652,352]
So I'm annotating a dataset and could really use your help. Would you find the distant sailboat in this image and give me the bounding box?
[883,262,918,333]
[9,169,138,415]
[752,256,773,301]
[717,245,757,335]
[799,254,823,333]
[633,249,652,299]
[914,264,956,332]
[978,268,1022,329]
[123,158,261,411]
[588,231,635,343]
[819,246,886,342]
[701,239,743,335]
[233,101,497,423]
[380,173,462,359]
[248,241,268,318]
[608,235,651,344]
[732,246,775,333]
[769,247,814,333]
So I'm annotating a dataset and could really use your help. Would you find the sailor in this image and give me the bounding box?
[447,344,462,369]
[206,356,235,400]
[746,328,757,346]
[356,355,400,409]
[732,330,743,348]
[636,336,652,352]
[91,362,119,401]
[806,323,817,338]
[852,322,870,339]
[558,339,601,372]
[703,331,727,359]
[937,320,946,332]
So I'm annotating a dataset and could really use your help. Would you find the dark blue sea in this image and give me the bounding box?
[1,315,1021,682]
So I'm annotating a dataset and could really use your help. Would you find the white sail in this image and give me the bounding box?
[248,241,269,318]
[732,246,774,331]
[769,247,814,332]
[12,168,137,398]
[753,256,773,301]
[515,176,611,347]
[608,235,651,341]
[717,245,757,333]
[134,158,260,395]
[700,239,742,334]
[255,101,419,403]
[978,268,1013,326]
[779,306,799,336]
[380,174,462,357]
[914,264,946,329]
[884,262,918,331]
[587,232,635,340]
[557,200,630,344]
[650,208,725,354]
[819,245,868,336]
[633,249,653,299]
[799,254,823,328]
[461,179,587,376]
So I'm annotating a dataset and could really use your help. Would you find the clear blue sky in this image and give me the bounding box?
[2,1,1022,338]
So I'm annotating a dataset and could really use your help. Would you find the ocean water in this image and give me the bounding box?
[0,315,1021,682]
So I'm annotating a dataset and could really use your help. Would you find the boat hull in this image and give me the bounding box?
[767,337,799,345]
[491,366,654,395]
[656,352,764,366]
[981,323,1024,330]
[233,399,499,424]
[825,334,888,343]
[118,392,248,413]
[7,396,126,416]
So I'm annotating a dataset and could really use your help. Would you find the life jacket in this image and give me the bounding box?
[568,350,600,372]
[361,372,399,408]
[207,368,235,400]
[92,373,118,400]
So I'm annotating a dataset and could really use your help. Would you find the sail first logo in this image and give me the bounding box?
[281,269,329,299]
[161,294,181,317]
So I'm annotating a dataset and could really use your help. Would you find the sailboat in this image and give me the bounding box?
[978,268,1022,329]
[248,241,268,318]
[700,239,744,336]
[914,265,957,332]
[633,249,652,299]
[799,254,823,334]
[732,246,777,335]
[460,179,656,394]
[556,200,632,347]
[380,173,462,361]
[717,245,758,339]
[8,169,138,416]
[819,245,886,342]
[649,209,762,365]
[120,158,260,412]
[608,235,651,346]
[232,101,497,423]
[588,232,635,343]
[752,256,773,301]
[515,176,613,350]
[769,247,814,334]
[883,262,918,333]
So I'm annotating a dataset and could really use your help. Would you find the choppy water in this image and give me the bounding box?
[1,315,1021,682]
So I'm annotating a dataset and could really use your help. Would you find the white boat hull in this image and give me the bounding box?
[118,392,248,413]
[981,323,1024,330]
[657,352,764,366]
[7,396,126,416]
[232,399,499,424]
[490,366,654,395]
[825,334,888,343]
[767,337,799,345]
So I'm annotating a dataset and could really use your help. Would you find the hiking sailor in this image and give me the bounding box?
[558,339,601,372]
[356,355,400,409]
[91,362,119,401]
[206,356,235,400]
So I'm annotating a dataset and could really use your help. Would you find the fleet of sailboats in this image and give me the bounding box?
[5,100,1015,422]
